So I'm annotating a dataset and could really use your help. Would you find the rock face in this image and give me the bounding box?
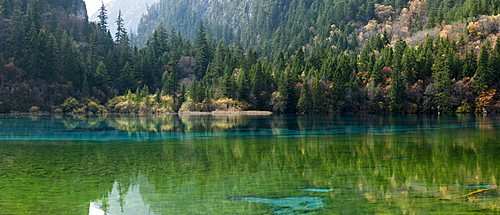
[74,0,88,20]
[53,0,88,20]
[90,0,158,35]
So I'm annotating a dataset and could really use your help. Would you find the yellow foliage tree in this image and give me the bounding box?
[476,89,500,114]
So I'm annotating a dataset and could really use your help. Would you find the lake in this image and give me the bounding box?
[0,114,499,214]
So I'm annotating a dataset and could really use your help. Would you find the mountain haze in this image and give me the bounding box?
[90,0,157,35]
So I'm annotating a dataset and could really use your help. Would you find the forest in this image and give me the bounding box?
[2,0,500,114]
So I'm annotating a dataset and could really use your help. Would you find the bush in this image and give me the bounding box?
[29,106,40,112]
[61,97,81,113]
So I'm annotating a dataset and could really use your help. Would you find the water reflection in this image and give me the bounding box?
[1,114,500,141]
[0,114,499,214]
[90,173,156,215]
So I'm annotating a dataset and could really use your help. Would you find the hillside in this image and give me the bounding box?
[2,0,500,114]
[135,0,500,52]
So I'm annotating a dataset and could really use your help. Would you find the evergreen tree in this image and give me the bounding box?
[115,10,129,45]
[194,20,212,80]
[95,61,110,89]
[488,38,500,85]
[61,33,84,88]
[162,63,179,96]
[221,66,235,98]
[475,39,491,93]
[297,77,312,114]
[1,0,11,18]
[120,61,135,92]
[388,69,405,112]
[432,45,453,112]
[312,76,326,113]
[98,1,108,32]
[461,48,477,78]
[401,47,417,84]
[331,53,351,102]
[82,73,90,97]
[190,81,205,103]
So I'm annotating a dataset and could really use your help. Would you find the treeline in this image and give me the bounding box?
[161,26,500,114]
[2,0,500,114]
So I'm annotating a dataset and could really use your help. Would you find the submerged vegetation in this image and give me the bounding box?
[3,0,500,114]
[1,115,500,213]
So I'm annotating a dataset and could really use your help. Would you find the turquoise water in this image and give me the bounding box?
[0,114,499,214]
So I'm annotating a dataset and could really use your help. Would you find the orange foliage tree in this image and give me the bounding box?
[476,89,500,113]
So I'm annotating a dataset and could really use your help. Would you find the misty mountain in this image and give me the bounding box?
[90,0,158,35]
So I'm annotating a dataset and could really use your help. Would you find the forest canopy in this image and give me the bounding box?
[2,0,500,114]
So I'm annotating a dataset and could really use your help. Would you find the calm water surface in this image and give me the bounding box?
[0,114,500,214]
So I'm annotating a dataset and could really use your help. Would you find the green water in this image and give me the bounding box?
[1,114,500,214]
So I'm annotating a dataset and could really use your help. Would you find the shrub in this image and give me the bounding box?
[29,106,40,112]
[61,97,81,113]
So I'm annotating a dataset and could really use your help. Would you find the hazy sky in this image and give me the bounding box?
[84,0,113,18]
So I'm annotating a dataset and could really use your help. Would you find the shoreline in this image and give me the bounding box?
[178,110,273,116]
[0,110,274,116]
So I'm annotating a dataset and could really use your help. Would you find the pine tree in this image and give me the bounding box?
[95,61,110,89]
[194,20,212,80]
[297,77,311,114]
[389,69,405,112]
[1,0,11,18]
[401,47,417,84]
[120,61,135,92]
[82,72,90,97]
[115,10,129,45]
[475,39,491,93]
[61,33,84,88]
[311,76,325,113]
[26,0,41,30]
[190,81,205,104]
[432,45,453,112]
[162,64,179,96]
[488,38,500,85]
[331,53,351,102]
[98,1,108,32]
[461,48,477,78]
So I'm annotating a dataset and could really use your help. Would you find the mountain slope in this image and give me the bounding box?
[3,0,500,114]
[90,0,157,35]
[135,0,500,53]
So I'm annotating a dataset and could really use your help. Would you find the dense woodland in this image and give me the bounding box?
[2,0,500,114]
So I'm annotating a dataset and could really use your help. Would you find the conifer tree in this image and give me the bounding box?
[82,73,90,97]
[95,61,110,89]
[389,69,405,111]
[120,61,135,92]
[98,1,108,32]
[461,48,477,78]
[475,39,491,93]
[297,77,311,114]
[401,47,417,84]
[220,66,234,98]
[432,45,453,112]
[488,38,500,85]
[1,0,11,18]
[115,10,129,45]
[194,20,212,80]
[311,76,325,113]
